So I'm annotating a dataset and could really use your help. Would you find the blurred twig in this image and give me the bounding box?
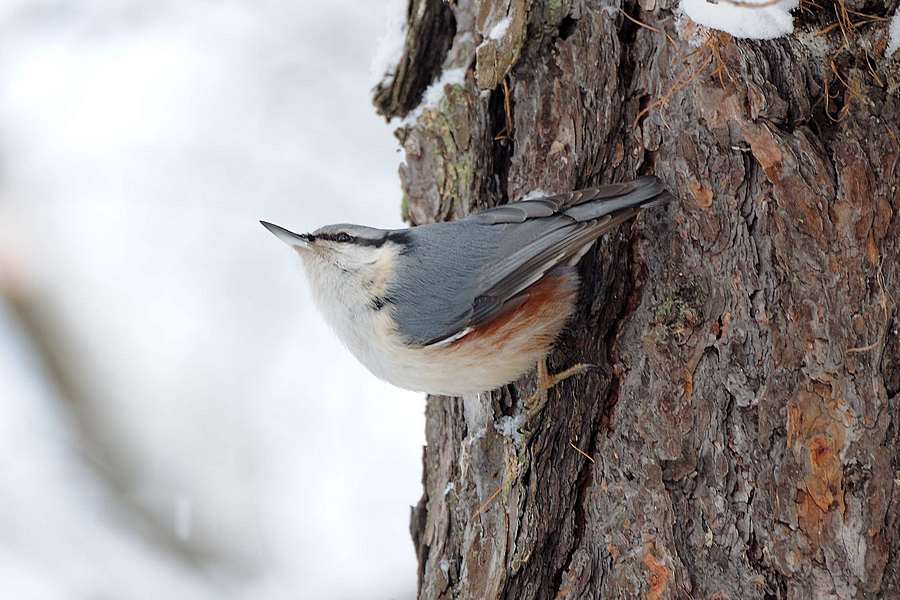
[0,261,216,571]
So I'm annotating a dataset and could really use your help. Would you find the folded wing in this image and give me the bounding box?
[392,177,670,347]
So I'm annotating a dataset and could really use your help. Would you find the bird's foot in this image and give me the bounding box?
[524,359,593,421]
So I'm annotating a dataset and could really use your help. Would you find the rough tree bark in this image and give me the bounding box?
[374,0,900,597]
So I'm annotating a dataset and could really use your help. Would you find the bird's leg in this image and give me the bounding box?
[524,359,593,420]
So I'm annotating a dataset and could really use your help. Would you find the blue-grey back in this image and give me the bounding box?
[387,213,590,346]
[388,221,501,346]
[387,177,669,346]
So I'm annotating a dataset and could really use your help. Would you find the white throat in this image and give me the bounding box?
[299,244,403,381]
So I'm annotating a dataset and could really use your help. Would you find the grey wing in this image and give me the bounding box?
[472,177,667,225]
[401,177,669,347]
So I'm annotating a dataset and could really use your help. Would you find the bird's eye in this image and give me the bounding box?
[333,232,353,243]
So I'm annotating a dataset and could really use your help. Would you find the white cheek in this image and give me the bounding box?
[333,246,380,273]
[301,253,382,342]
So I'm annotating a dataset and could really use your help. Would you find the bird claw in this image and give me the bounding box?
[524,360,594,420]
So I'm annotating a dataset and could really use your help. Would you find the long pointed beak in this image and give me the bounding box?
[260,221,311,250]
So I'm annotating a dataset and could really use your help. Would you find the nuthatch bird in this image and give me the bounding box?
[262,176,669,399]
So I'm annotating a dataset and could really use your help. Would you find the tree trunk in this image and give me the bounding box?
[375,0,900,597]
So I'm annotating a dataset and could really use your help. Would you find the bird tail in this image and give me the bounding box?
[553,177,669,267]
[558,176,671,223]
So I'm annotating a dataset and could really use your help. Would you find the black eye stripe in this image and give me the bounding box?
[312,231,410,248]
[313,232,356,243]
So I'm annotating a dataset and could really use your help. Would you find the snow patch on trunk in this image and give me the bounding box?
[679,0,798,40]
[370,0,408,86]
[392,67,467,126]
[487,16,511,41]
[887,8,900,58]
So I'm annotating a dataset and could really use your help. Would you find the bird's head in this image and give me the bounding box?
[261,220,405,279]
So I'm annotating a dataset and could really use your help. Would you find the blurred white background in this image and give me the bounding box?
[0,1,424,598]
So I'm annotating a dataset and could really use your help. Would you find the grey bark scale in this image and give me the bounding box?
[376,0,900,598]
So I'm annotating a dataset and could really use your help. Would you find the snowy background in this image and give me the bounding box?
[0,1,423,599]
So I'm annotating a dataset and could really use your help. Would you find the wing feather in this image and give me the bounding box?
[412,177,670,347]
